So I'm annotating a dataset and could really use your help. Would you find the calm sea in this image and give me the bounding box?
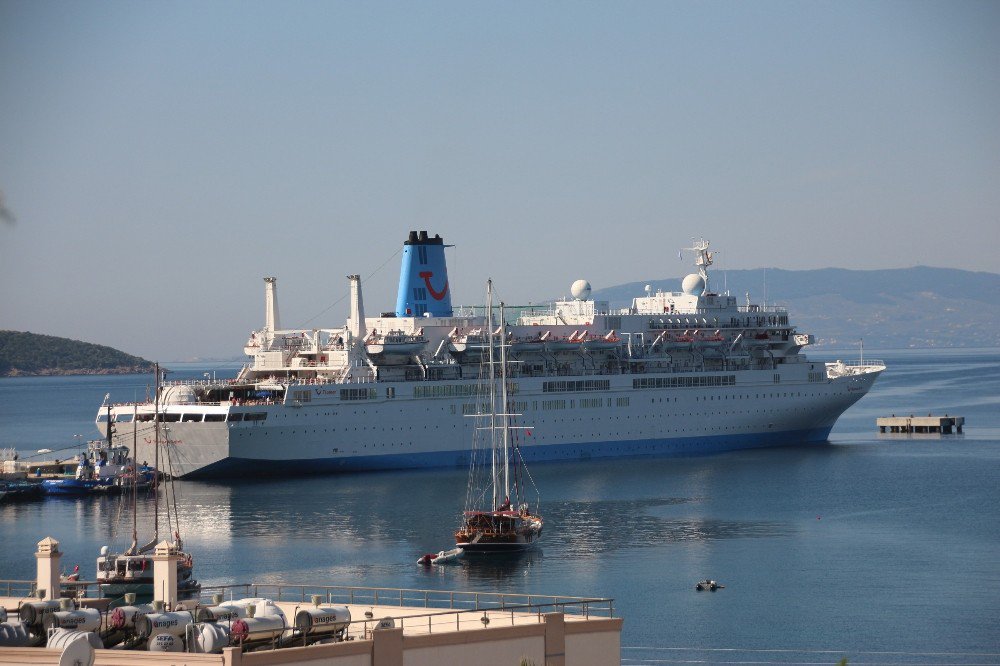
[2,350,998,663]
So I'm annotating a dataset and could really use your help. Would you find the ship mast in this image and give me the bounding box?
[130,404,138,554]
[686,238,715,295]
[499,301,510,503]
[153,362,160,543]
[485,280,498,510]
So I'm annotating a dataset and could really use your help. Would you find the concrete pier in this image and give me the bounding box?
[877,415,964,434]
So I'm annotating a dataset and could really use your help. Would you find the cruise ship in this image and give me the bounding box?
[97,231,885,478]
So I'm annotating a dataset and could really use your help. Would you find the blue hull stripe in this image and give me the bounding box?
[187,427,833,479]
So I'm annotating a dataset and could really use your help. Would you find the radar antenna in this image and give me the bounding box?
[684,238,717,293]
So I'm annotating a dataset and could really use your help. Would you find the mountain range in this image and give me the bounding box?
[589,266,1000,349]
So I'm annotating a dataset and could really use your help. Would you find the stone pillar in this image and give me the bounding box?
[35,536,61,601]
[544,612,566,666]
[152,541,180,607]
[372,626,403,666]
[221,646,243,666]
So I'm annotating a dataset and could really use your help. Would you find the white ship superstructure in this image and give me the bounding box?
[97,232,884,478]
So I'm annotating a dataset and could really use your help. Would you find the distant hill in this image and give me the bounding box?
[589,266,1000,349]
[0,331,155,377]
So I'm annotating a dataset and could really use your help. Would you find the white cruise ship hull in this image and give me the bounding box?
[96,232,886,479]
[101,365,880,479]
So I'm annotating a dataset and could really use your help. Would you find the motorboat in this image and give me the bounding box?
[41,439,137,495]
[416,548,464,565]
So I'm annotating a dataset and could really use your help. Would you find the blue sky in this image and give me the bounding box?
[1,1,998,360]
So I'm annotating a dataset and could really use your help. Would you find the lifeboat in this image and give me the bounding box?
[661,334,693,350]
[447,329,488,360]
[365,329,428,365]
[543,330,583,353]
[694,331,726,348]
[508,334,546,354]
[580,330,622,352]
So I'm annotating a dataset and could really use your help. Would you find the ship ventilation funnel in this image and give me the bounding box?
[264,277,281,343]
[395,230,453,318]
[348,275,367,340]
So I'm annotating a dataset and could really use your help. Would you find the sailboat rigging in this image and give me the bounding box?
[96,362,199,597]
[455,281,543,553]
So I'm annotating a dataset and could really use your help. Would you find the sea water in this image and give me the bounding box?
[1,349,998,663]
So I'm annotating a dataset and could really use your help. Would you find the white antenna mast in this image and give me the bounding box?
[685,238,716,295]
[763,267,767,308]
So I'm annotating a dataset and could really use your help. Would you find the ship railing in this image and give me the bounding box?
[825,359,886,377]
[198,583,614,625]
[102,400,231,409]
[161,378,243,387]
[831,359,886,370]
[737,304,788,313]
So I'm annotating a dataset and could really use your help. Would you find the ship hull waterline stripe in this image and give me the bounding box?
[180,427,833,478]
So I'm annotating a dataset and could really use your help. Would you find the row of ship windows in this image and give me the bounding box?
[300,375,824,404]
[104,412,269,423]
[693,392,815,401]
[231,410,808,442]
[259,396,831,430]
[268,389,832,422]
[460,397,632,414]
[129,389,832,427]
[634,375,736,389]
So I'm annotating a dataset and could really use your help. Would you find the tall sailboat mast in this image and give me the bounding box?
[485,280,498,510]
[153,362,160,543]
[498,301,510,503]
[131,405,138,551]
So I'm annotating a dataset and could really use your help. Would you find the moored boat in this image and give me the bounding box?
[0,480,43,501]
[454,285,543,554]
[41,438,138,496]
[96,367,199,598]
[94,232,886,479]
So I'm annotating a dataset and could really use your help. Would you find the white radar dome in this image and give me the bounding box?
[681,273,705,296]
[570,280,592,301]
[160,385,197,405]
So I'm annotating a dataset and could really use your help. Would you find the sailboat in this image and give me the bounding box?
[96,363,200,597]
[454,282,543,553]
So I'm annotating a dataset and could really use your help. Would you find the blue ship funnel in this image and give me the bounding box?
[395,230,453,318]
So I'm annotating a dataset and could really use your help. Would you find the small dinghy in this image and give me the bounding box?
[695,579,725,591]
[417,548,464,565]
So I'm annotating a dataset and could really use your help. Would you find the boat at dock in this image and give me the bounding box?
[96,367,200,598]
[41,439,143,496]
[0,480,43,502]
[95,231,885,479]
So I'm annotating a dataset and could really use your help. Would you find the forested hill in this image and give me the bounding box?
[589,266,1000,349]
[0,331,154,377]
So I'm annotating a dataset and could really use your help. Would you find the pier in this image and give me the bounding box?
[877,415,964,434]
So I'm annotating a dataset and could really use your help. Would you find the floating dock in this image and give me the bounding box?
[877,415,964,434]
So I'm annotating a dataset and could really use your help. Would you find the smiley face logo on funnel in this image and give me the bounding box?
[418,271,449,301]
